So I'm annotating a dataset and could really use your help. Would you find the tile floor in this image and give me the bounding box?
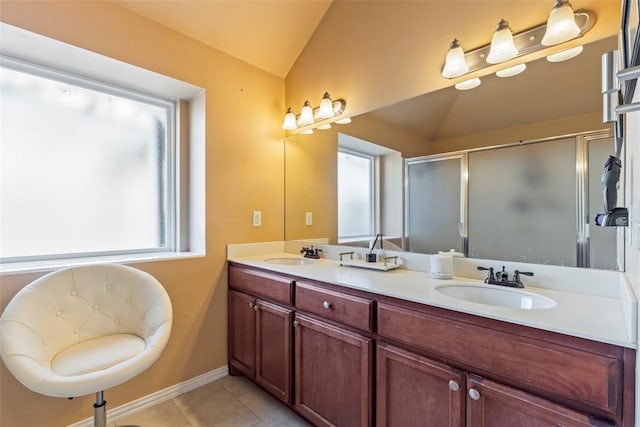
[109,375,311,427]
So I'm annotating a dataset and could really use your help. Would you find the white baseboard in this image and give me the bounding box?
[66,365,229,427]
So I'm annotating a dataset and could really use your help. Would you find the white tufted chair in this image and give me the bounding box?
[0,263,172,427]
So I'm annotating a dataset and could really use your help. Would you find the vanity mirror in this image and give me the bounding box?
[285,35,622,271]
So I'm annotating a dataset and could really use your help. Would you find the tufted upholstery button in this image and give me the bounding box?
[150,329,155,336]
[106,285,112,291]
[42,340,47,346]
[56,311,62,317]
[73,329,79,334]
[93,304,99,310]
[70,290,77,296]
[141,315,146,320]
[126,298,131,304]
[114,319,120,325]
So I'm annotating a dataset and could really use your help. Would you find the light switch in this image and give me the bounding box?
[305,212,313,226]
[252,211,262,227]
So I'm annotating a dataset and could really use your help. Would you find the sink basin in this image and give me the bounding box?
[435,283,556,310]
[264,257,314,266]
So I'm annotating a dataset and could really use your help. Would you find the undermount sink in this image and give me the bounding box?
[435,283,556,310]
[264,257,314,266]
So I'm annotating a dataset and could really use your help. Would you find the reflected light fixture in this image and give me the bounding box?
[496,63,527,77]
[440,1,595,91]
[455,78,481,90]
[441,39,469,78]
[486,19,518,64]
[542,0,581,46]
[298,100,314,126]
[282,92,347,134]
[546,45,583,62]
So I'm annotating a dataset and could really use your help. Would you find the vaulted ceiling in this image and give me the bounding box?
[112,0,333,78]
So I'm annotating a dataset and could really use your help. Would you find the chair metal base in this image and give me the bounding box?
[93,391,106,427]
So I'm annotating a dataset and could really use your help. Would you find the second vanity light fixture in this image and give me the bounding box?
[282,92,350,134]
[441,0,595,90]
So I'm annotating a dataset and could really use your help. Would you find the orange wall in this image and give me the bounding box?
[0,1,284,426]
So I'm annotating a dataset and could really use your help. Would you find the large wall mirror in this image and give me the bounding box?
[285,35,622,270]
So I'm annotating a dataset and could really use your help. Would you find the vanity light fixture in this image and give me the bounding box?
[335,117,352,124]
[486,19,518,64]
[442,39,469,78]
[282,92,347,134]
[440,1,595,90]
[541,0,581,46]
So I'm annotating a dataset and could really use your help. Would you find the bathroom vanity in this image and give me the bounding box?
[227,249,635,426]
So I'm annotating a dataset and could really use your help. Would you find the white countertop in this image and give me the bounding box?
[228,250,636,349]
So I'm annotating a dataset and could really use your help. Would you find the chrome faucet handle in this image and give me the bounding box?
[477,266,495,282]
[513,270,534,284]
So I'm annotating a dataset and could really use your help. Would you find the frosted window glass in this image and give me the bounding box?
[407,158,462,253]
[588,137,618,270]
[338,151,373,239]
[468,139,577,266]
[0,66,170,259]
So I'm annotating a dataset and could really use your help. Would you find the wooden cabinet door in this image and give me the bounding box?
[466,375,614,427]
[294,313,372,427]
[255,299,293,404]
[377,342,464,427]
[228,290,256,378]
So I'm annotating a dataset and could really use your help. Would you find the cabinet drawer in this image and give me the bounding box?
[377,302,622,417]
[229,265,293,305]
[296,282,374,332]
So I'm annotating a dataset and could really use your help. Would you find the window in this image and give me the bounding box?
[0,60,175,261]
[338,149,375,241]
[0,23,205,271]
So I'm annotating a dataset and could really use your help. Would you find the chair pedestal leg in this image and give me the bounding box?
[93,391,106,427]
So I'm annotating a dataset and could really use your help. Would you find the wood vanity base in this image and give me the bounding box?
[228,263,635,426]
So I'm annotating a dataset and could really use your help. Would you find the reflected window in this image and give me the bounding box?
[338,149,374,241]
[0,61,174,261]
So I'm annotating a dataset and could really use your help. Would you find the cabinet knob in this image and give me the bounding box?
[293,320,299,328]
[248,301,254,309]
[322,301,332,310]
[468,388,481,400]
[253,303,259,311]
[448,380,459,392]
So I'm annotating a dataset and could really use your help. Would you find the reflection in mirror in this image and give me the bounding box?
[284,35,621,270]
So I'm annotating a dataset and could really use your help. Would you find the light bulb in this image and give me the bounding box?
[316,92,335,119]
[282,107,297,130]
[542,0,581,46]
[335,117,352,124]
[317,123,332,130]
[486,19,518,64]
[301,129,314,135]
[442,39,469,78]
[297,100,314,126]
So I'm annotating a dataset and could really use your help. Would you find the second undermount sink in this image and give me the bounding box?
[435,283,556,310]
[264,257,314,266]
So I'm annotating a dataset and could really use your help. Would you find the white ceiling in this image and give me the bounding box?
[112,0,333,78]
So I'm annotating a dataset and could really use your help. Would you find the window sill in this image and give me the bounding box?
[0,251,205,276]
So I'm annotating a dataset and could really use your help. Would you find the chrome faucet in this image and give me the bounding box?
[300,246,322,259]
[477,266,533,288]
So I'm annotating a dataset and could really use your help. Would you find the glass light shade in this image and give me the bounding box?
[486,20,518,64]
[282,108,297,130]
[335,117,352,124]
[297,100,314,126]
[301,129,314,135]
[496,63,527,77]
[455,77,481,90]
[542,1,581,46]
[546,45,583,62]
[317,123,332,130]
[316,92,335,119]
[442,39,469,78]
